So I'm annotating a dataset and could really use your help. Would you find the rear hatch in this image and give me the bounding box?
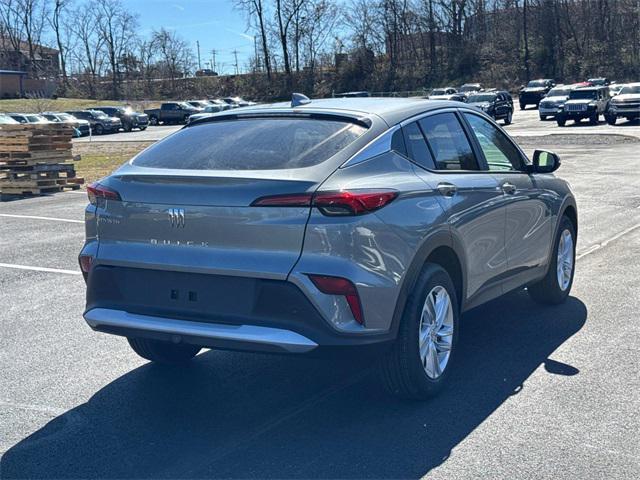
[93,115,370,280]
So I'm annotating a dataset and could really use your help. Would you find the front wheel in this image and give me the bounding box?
[503,110,513,125]
[557,117,566,127]
[589,112,599,125]
[127,338,201,365]
[606,114,617,125]
[520,102,526,110]
[528,215,576,305]
[149,116,158,126]
[94,124,104,135]
[379,264,459,399]
[540,115,547,121]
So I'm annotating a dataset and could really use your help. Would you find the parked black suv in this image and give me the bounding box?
[91,106,149,132]
[466,91,514,125]
[67,110,122,134]
[519,79,555,109]
[556,87,608,126]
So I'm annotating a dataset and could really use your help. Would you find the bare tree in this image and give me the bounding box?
[70,7,105,97]
[235,0,273,79]
[96,0,138,99]
[274,0,306,82]
[51,0,72,91]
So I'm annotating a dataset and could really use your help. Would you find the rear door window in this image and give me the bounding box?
[418,113,478,170]
[133,118,367,170]
[402,122,435,170]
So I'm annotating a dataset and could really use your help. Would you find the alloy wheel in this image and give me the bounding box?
[556,229,574,291]
[418,286,454,379]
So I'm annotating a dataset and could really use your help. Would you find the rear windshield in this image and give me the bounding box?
[132,117,367,170]
[527,80,547,87]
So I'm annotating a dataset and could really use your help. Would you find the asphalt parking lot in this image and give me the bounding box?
[2,112,640,478]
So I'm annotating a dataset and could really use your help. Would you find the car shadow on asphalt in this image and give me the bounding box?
[1,290,587,479]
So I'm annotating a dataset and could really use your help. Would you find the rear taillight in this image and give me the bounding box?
[251,190,397,216]
[87,182,120,206]
[78,254,93,282]
[308,275,364,324]
[313,190,397,216]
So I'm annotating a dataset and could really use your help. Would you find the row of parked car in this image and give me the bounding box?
[426,78,640,127]
[531,80,640,126]
[0,96,256,136]
[427,85,516,125]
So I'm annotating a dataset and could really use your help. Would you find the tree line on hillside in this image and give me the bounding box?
[1,0,639,101]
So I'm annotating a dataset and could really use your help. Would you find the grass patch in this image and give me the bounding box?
[0,97,160,114]
[73,141,151,185]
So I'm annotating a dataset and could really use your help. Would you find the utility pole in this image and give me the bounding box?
[196,40,201,70]
[232,49,239,75]
[253,36,259,72]
[211,49,217,73]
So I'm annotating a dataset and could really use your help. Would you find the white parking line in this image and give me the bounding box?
[0,263,81,275]
[577,223,640,260]
[0,213,83,224]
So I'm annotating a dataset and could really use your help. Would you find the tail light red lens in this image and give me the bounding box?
[78,254,93,282]
[87,182,121,206]
[313,190,398,216]
[308,275,364,325]
[251,190,397,216]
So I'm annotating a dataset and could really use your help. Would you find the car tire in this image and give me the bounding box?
[127,337,201,365]
[606,115,617,125]
[557,117,566,127]
[149,116,158,126]
[540,115,547,121]
[504,110,513,125]
[183,115,190,124]
[520,102,525,110]
[379,264,459,400]
[94,124,104,135]
[140,126,147,131]
[589,112,599,125]
[123,123,132,132]
[528,215,576,305]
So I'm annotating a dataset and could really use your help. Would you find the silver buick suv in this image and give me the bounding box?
[79,96,577,399]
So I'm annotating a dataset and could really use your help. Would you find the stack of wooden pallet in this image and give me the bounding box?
[0,123,83,197]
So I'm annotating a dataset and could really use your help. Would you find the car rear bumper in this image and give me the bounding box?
[83,265,394,353]
[84,308,318,353]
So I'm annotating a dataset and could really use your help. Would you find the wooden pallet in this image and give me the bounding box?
[0,124,80,198]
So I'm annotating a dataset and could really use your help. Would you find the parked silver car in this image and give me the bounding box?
[538,85,574,120]
[79,96,578,399]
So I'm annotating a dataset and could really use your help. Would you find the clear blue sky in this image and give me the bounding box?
[128,0,254,75]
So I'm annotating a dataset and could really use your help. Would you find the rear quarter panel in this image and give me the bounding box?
[289,151,448,332]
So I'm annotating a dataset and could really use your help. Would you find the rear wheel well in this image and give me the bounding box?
[563,205,578,236]
[425,246,463,308]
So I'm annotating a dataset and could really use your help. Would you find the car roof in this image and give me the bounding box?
[190,97,463,126]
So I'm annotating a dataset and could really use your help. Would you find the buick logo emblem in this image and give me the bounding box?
[166,208,185,228]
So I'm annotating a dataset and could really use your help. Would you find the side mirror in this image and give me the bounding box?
[531,149,561,173]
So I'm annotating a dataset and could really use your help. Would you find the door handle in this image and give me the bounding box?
[502,182,517,194]
[437,182,458,197]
